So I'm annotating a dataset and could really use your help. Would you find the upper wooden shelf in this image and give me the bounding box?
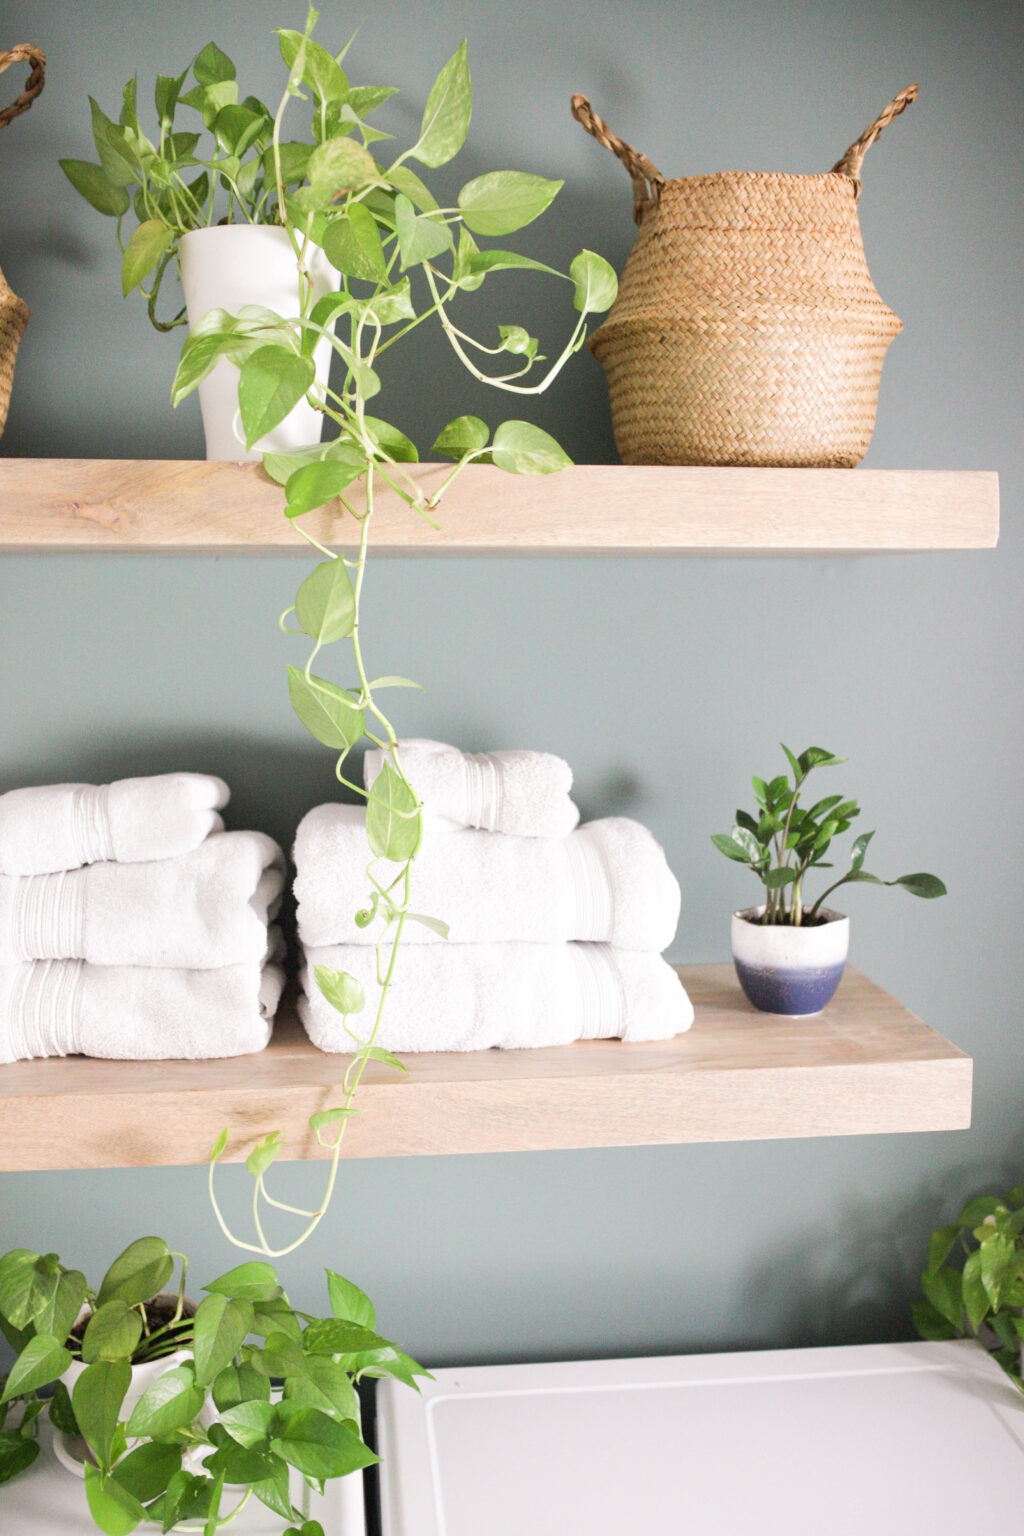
[0,459,999,555]
[0,966,971,1171]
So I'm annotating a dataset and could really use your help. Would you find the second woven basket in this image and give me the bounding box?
[572,85,917,469]
[0,44,46,439]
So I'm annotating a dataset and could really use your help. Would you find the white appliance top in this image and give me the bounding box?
[375,1339,1024,1536]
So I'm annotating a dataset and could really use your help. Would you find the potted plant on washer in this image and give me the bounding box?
[711,745,946,1015]
[912,1185,1024,1390]
[0,1235,424,1533]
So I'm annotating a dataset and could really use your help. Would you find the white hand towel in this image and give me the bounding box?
[363,740,579,838]
[300,942,692,1051]
[0,956,283,1064]
[0,773,230,875]
[294,805,680,951]
[0,832,284,969]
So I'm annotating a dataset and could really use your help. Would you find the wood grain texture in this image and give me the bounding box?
[0,459,999,554]
[0,967,972,1171]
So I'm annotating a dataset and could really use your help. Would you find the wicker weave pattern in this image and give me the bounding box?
[574,88,916,468]
[0,45,45,437]
[0,268,28,435]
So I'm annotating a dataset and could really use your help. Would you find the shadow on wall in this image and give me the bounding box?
[739,1131,1024,1353]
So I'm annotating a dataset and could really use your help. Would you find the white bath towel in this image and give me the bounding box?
[0,773,230,876]
[0,832,284,969]
[294,805,680,951]
[0,956,283,1064]
[363,740,579,838]
[300,942,692,1051]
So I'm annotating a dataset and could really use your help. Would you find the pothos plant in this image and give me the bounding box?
[912,1187,1024,1390]
[158,9,618,1259]
[0,1236,426,1533]
[712,745,946,925]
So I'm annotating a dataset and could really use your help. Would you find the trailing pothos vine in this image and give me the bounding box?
[168,8,618,1256]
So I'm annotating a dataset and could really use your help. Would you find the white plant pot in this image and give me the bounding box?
[732,906,850,1016]
[178,225,336,461]
[54,1293,199,1479]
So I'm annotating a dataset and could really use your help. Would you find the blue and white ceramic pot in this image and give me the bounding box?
[731,906,849,1016]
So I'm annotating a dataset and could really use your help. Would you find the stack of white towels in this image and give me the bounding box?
[0,774,285,1064]
[296,740,693,1052]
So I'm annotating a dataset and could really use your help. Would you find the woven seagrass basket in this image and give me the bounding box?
[0,44,45,438]
[572,85,917,468]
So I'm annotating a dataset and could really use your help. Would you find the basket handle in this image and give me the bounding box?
[831,82,918,199]
[571,93,667,224]
[0,44,46,130]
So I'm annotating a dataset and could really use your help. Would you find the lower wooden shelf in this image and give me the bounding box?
[0,966,970,1171]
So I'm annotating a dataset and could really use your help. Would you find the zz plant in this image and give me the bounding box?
[913,1186,1024,1390]
[158,10,617,1255]
[712,745,946,925]
[0,1237,425,1533]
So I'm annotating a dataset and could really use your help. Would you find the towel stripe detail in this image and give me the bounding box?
[14,870,87,960]
[570,943,625,1039]
[463,753,504,832]
[11,959,84,1059]
[72,784,115,864]
[564,832,614,941]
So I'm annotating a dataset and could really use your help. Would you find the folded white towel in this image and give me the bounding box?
[363,740,579,838]
[0,832,284,969]
[294,805,680,951]
[0,956,283,1063]
[300,942,692,1051]
[0,773,230,876]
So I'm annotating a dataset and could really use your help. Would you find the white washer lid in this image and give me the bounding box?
[376,1340,1024,1536]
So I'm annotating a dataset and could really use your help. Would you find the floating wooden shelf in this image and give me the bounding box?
[0,459,999,554]
[0,967,971,1171]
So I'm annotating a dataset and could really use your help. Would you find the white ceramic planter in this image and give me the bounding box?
[732,906,850,1016]
[54,1293,199,1479]
[178,225,336,461]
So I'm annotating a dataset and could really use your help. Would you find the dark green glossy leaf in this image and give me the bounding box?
[121,220,174,296]
[192,1295,254,1388]
[99,1238,174,1310]
[205,1263,281,1305]
[126,1362,204,1440]
[82,1301,143,1364]
[326,1273,376,1329]
[74,1359,131,1467]
[0,1250,58,1329]
[0,1333,72,1403]
[111,1441,182,1503]
[270,1404,378,1479]
[0,1427,39,1485]
[84,1464,146,1536]
[895,872,946,898]
[322,202,389,283]
[60,159,130,217]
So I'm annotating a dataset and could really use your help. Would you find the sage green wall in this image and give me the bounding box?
[0,0,1021,1368]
